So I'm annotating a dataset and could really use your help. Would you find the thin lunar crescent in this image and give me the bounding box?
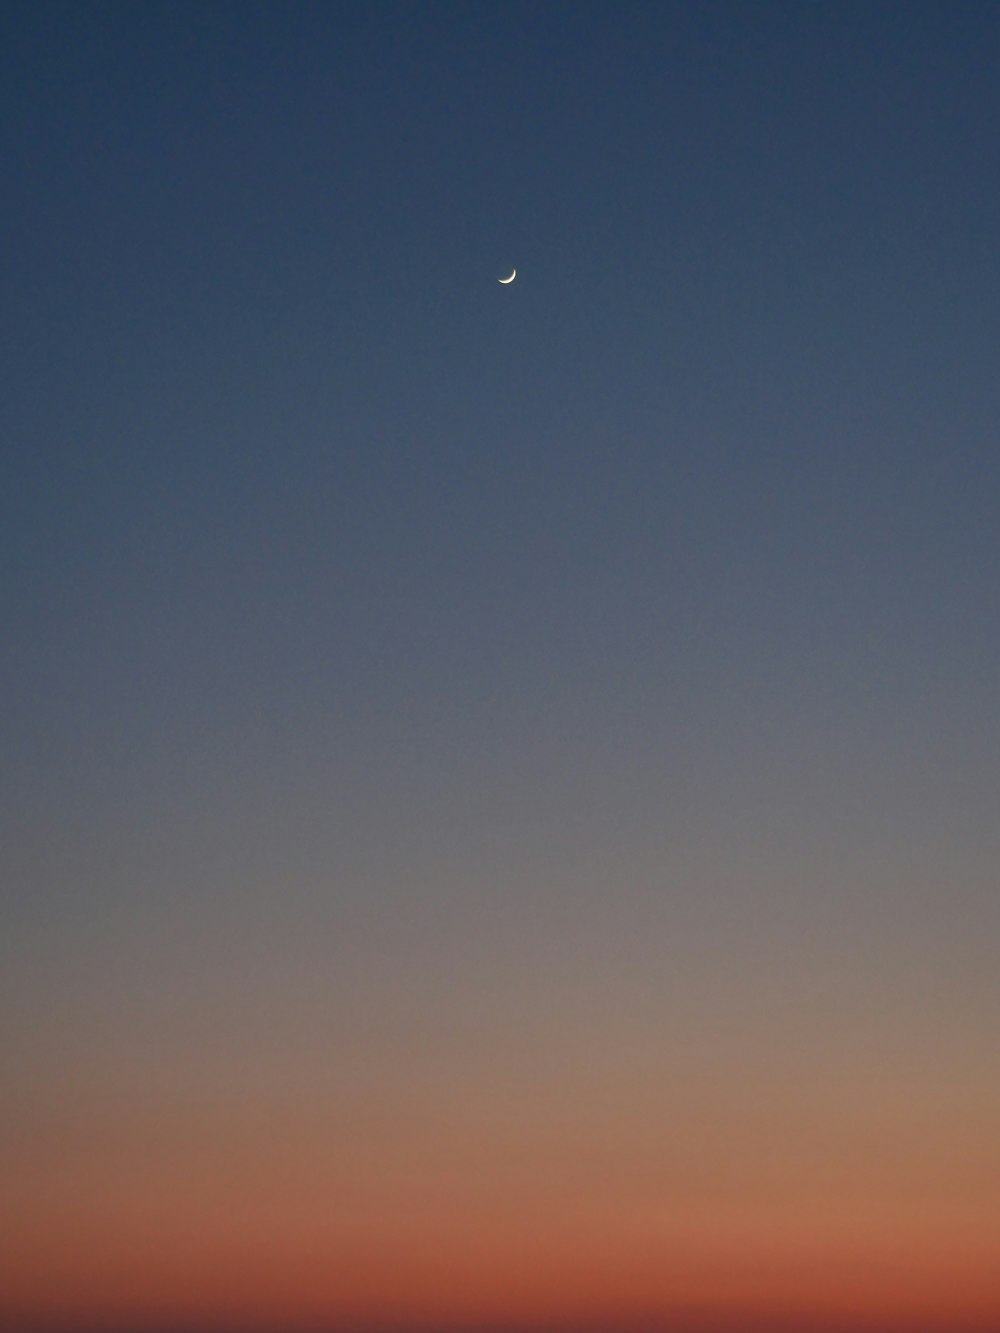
[498,269,516,284]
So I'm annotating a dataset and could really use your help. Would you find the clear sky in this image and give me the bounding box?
[3,3,999,1331]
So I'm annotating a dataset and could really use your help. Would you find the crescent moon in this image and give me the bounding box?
[498,269,516,284]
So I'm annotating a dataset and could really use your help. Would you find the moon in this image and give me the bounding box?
[498,268,516,284]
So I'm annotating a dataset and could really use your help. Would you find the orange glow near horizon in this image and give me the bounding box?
[6,1158,1000,1332]
[5,1012,1000,1332]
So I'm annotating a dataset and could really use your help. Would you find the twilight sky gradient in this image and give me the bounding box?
[3,3,1000,1331]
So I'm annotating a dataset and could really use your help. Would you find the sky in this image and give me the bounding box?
[2,2,999,1330]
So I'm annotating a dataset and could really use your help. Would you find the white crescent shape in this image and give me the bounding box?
[498,268,516,284]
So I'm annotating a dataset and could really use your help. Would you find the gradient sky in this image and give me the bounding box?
[3,3,999,1331]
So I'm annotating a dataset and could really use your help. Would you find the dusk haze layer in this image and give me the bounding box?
[3,3,999,1332]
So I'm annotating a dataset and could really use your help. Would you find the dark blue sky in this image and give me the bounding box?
[6,0,999,775]
[5,0,1000,959]
[3,5,1000,1326]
